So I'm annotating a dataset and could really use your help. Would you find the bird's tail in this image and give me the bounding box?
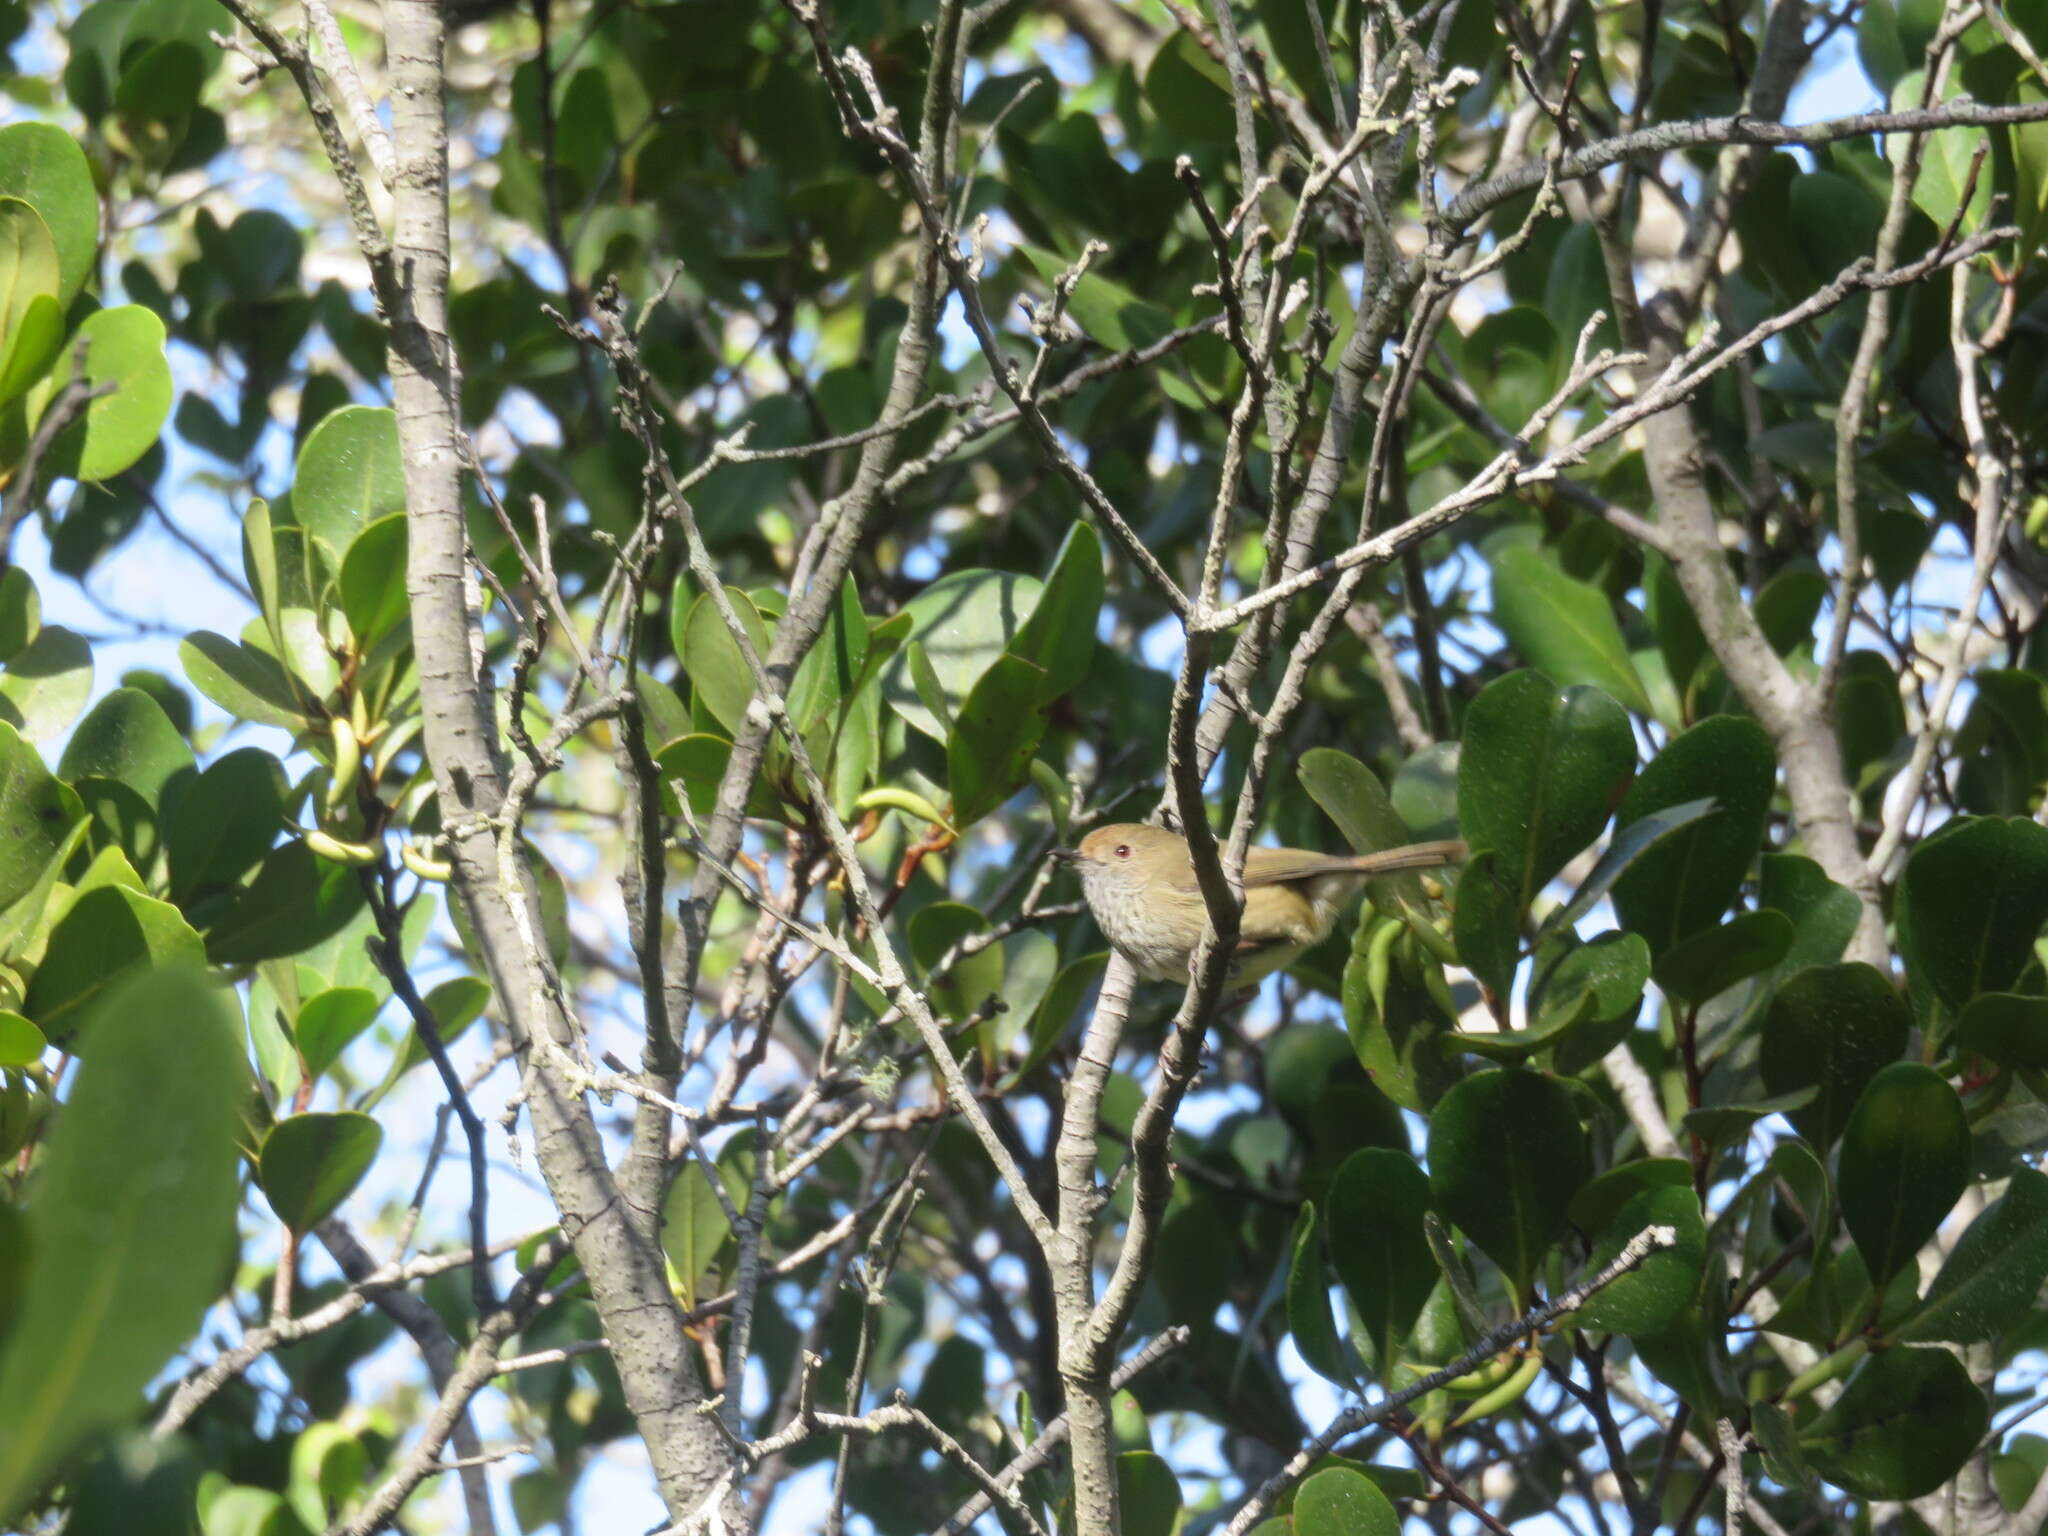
[1341,838,1468,875]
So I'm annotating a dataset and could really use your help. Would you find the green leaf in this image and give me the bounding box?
[784,576,867,733]
[1292,1465,1400,1536]
[1391,741,1460,839]
[1568,1157,1692,1233]
[1533,797,1719,943]
[166,747,287,903]
[1799,1347,1987,1500]
[1898,817,2048,1012]
[1117,1451,1183,1536]
[1890,73,1990,239]
[179,631,307,731]
[879,569,1045,741]
[0,568,35,666]
[1458,672,1634,915]
[1532,929,1651,1071]
[1344,915,1461,1112]
[59,687,194,810]
[0,719,74,912]
[675,586,770,737]
[1489,546,1652,715]
[1286,1202,1355,1386]
[0,292,61,410]
[358,976,491,1111]
[1840,1062,1970,1287]
[203,839,369,966]
[945,652,1047,827]
[1006,520,1103,703]
[259,1111,384,1230]
[29,306,173,484]
[1681,1088,1818,1151]
[1427,1068,1591,1293]
[291,405,405,562]
[1611,717,1777,956]
[0,968,241,1524]
[1893,1166,2048,1344]
[294,987,381,1080]
[1300,747,1446,922]
[0,1010,43,1066]
[0,624,92,741]
[1011,951,1106,1082]
[0,121,97,307]
[1757,853,1863,982]
[0,198,59,356]
[1758,963,1909,1148]
[908,902,1004,1049]
[1451,851,1519,999]
[661,1160,734,1308]
[1651,909,1795,1005]
[1326,1148,1436,1375]
[23,885,205,1046]
[338,512,408,649]
[1569,1185,1706,1336]
[1956,992,2048,1068]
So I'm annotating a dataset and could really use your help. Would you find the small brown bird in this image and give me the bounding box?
[1053,822,1467,984]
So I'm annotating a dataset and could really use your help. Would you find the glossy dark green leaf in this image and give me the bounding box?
[1327,1148,1436,1374]
[1799,1347,1987,1499]
[879,569,1044,742]
[1757,853,1862,981]
[1343,914,1462,1112]
[1611,717,1776,956]
[675,587,771,738]
[1680,1088,1818,1152]
[1535,930,1651,1073]
[1567,1157,1692,1234]
[259,1112,384,1230]
[338,512,408,649]
[292,405,404,562]
[1451,850,1519,1000]
[1390,741,1459,840]
[1652,909,1795,1005]
[1570,1185,1706,1336]
[1292,1464,1399,1536]
[1893,1166,2048,1344]
[1457,671,1634,913]
[908,901,1003,1032]
[661,1160,734,1312]
[945,652,1046,827]
[1758,963,1909,1148]
[1006,520,1102,704]
[165,747,286,903]
[0,568,36,667]
[0,624,92,744]
[1898,817,2048,1012]
[1427,1068,1590,1292]
[294,988,381,1080]
[204,839,369,966]
[1117,1451,1182,1536]
[784,576,867,734]
[179,631,307,731]
[58,688,193,810]
[0,719,74,911]
[0,968,240,1523]
[1286,1202,1355,1386]
[1489,547,1652,715]
[1840,1062,1970,1287]
[1955,993,2048,1068]
[23,886,205,1045]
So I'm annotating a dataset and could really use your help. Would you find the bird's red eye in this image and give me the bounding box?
[1115,844,1131,858]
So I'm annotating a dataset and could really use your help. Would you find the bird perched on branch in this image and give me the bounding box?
[1054,822,1466,985]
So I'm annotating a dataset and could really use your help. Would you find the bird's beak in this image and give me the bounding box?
[1049,847,1081,865]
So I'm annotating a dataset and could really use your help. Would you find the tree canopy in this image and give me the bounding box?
[5,0,2048,1533]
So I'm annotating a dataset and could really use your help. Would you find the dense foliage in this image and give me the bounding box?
[5,0,2048,1533]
